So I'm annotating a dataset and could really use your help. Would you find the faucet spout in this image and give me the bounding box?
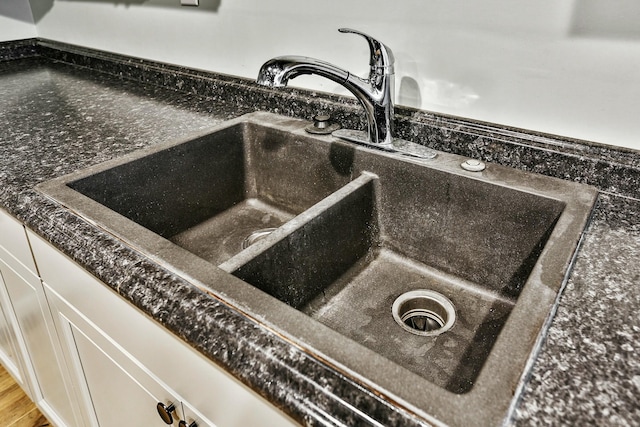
[256,29,395,145]
[256,56,350,88]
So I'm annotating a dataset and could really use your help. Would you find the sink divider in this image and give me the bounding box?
[219,172,379,309]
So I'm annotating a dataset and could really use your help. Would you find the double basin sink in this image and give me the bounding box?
[38,111,598,426]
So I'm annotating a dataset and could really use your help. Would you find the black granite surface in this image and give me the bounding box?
[0,38,38,62]
[1,40,639,426]
[511,194,640,426]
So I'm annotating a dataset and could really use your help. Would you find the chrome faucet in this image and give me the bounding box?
[256,28,395,145]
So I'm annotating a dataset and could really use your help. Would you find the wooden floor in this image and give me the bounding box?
[0,364,50,427]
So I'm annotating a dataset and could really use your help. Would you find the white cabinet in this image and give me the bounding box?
[0,209,80,426]
[45,286,202,426]
[27,228,298,427]
[0,266,31,394]
[0,209,36,396]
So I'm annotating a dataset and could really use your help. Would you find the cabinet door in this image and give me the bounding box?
[72,327,184,427]
[0,270,29,392]
[46,286,196,427]
[0,208,80,427]
[0,257,79,427]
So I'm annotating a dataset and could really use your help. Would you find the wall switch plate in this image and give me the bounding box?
[181,0,199,6]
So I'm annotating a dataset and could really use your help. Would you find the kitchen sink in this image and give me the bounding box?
[38,111,598,426]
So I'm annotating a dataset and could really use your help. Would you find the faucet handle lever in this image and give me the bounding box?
[338,28,395,74]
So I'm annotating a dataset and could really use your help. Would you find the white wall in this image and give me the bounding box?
[0,0,37,41]
[29,0,640,150]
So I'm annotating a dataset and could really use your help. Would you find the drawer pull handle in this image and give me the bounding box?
[179,421,198,427]
[156,402,176,424]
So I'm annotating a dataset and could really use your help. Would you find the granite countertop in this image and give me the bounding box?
[1,41,639,426]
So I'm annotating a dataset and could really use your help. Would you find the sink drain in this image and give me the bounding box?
[242,228,277,249]
[392,290,456,336]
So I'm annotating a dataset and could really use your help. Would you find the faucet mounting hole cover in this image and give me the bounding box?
[392,290,456,336]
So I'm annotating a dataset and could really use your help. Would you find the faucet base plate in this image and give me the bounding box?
[333,129,438,160]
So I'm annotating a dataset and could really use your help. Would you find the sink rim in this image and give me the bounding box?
[36,111,599,427]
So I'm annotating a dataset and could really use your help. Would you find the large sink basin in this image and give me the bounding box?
[38,111,598,426]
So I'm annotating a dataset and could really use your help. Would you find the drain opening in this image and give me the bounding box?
[242,228,278,250]
[392,290,456,336]
[401,309,445,332]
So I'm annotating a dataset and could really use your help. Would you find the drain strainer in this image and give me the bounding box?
[392,290,456,336]
[242,228,277,249]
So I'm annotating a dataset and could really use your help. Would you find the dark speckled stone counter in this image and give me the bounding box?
[511,194,640,426]
[1,40,639,426]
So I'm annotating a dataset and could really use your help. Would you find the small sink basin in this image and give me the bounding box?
[38,111,598,426]
[65,121,351,266]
